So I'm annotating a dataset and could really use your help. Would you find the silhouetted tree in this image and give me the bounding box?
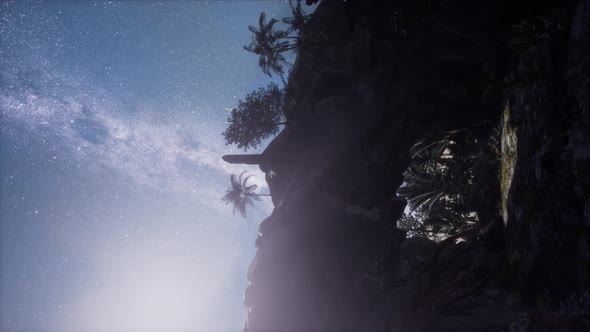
[223,82,285,151]
[282,0,309,34]
[222,171,270,217]
[244,1,310,81]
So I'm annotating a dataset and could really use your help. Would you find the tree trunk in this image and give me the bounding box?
[222,154,265,165]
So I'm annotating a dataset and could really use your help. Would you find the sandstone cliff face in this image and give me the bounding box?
[241,0,590,331]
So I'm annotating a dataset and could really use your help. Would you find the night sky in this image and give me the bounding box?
[0,1,295,331]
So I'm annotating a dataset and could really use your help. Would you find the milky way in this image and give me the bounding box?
[0,1,294,331]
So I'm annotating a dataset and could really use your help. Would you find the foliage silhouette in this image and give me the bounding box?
[244,0,310,81]
[223,82,285,151]
[398,131,484,238]
[222,171,270,217]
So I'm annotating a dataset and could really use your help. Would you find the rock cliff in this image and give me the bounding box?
[237,0,590,331]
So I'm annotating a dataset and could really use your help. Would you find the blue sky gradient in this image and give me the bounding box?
[0,1,299,331]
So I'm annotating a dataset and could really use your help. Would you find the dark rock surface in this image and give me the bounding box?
[505,0,590,309]
[239,0,590,331]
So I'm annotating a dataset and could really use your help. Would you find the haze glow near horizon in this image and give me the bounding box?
[0,1,294,331]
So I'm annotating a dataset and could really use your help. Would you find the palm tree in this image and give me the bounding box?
[244,5,308,83]
[398,139,450,212]
[222,171,271,217]
[245,13,291,80]
[282,0,309,34]
[397,132,481,237]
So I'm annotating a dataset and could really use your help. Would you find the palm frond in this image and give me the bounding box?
[230,174,240,189]
[258,12,266,29]
[282,17,297,25]
[221,171,268,218]
[266,18,279,32]
[248,25,261,35]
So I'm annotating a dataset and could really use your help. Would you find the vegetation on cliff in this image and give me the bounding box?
[397,125,500,239]
[221,0,590,330]
[222,82,286,151]
[222,171,270,217]
[243,0,311,83]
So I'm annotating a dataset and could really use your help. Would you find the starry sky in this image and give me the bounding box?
[0,1,298,331]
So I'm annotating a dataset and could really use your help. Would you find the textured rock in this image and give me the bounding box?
[239,0,590,331]
[504,0,590,307]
